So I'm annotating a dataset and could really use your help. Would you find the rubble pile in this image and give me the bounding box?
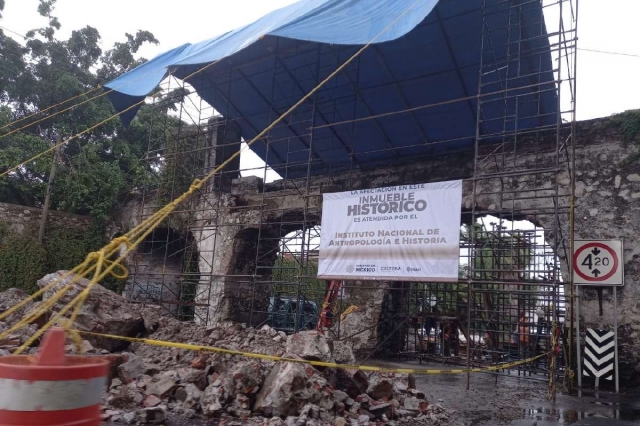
[0,275,461,426]
[34,271,159,351]
[130,318,288,361]
[101,327,457,425]
[0,288,37,355]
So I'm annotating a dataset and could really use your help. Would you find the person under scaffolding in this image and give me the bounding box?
[482,331,493,360]
[507,312,529,363]
[518,311,530,361]
[439,322,460,357]
[533,307,551,370]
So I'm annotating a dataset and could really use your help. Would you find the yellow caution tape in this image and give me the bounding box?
[78,330,549,375]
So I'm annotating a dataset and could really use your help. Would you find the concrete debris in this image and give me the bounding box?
[122,412,136,424]
[254,354,322,417]
[174,383,202,408]
[135,406,167,424]
[337,308,379,358]
[366,373,395,400]
[0,288,34,324]
[118,355,145,384]
[143,395,162,407]
[181,368,208,391]
[337,368,370,398]
[0,288,38,352]
[32,271,160,352]
[98,326,457,424]
[0,281,461,425]
[200,379,226,416]
[146,376,177,398]
[286,330,334,363]
[332,340,356,365]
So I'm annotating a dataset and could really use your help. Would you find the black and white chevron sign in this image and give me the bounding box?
[583,328,615,381]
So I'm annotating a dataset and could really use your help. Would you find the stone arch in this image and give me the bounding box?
[224,227,280,325]
[124,226,200,318]
[267,225,323,333]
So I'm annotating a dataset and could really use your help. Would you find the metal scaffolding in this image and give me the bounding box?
[124,0,578,384]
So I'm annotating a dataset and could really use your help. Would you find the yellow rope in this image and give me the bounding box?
[0,100,147,179]
[14,243,131,354]
[6,0,424,354]
[547,321,560,401]
[0,89,115,140]
[0,254,104,343]
[0,269,82,323]
[0,237,129,345]
[0,86,103,132]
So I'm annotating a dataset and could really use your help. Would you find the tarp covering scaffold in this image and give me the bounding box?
[105,0,557,178]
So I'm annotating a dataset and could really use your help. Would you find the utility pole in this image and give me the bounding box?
[38,135,61,244]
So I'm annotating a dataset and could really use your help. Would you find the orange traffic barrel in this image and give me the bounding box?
[0,328,108,426]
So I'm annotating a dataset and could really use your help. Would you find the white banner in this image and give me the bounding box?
[317,180,462,282]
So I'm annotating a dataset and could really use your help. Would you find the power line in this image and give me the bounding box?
[578,48,640,59]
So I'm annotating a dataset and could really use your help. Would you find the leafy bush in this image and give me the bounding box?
[0,219,124,294]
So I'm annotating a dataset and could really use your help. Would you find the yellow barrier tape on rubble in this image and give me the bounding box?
[78,330,550,376]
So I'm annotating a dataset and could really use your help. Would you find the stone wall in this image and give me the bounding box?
[570,120,640,386]
[0,202,92,234]
[114,116,640,385]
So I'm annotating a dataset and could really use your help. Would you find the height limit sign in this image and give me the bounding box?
[573,240,624,286]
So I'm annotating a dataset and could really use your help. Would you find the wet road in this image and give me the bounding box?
[376,358,640,425]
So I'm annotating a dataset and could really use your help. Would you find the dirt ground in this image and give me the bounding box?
[104,358,640,425]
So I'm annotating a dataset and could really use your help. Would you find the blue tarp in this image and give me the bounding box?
[105,0,557,178]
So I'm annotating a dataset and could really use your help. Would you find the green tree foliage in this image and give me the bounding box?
[271,256,326,307]
[0,0,164,220]
[608,110,640,144]
[0,0,187,293]
[408,223,537,345]
[0,223,47,293]
[462,222,533,281]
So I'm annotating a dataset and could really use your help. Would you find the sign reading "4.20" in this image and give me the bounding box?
[573,240,624,286]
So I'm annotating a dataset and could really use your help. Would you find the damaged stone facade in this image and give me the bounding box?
[113,117,640,385]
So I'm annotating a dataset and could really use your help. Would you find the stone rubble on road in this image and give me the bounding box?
[0,279,462,425]
[99,323,460,425]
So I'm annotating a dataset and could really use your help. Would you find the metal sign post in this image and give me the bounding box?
[614,286,619,394]
[573,239,623,393]
[576,295,582,389]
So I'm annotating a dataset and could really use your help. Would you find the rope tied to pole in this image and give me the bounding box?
[547,321,562,401]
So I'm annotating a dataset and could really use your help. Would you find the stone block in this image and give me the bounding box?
[145,376,176,397]
[118,356,145,384]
